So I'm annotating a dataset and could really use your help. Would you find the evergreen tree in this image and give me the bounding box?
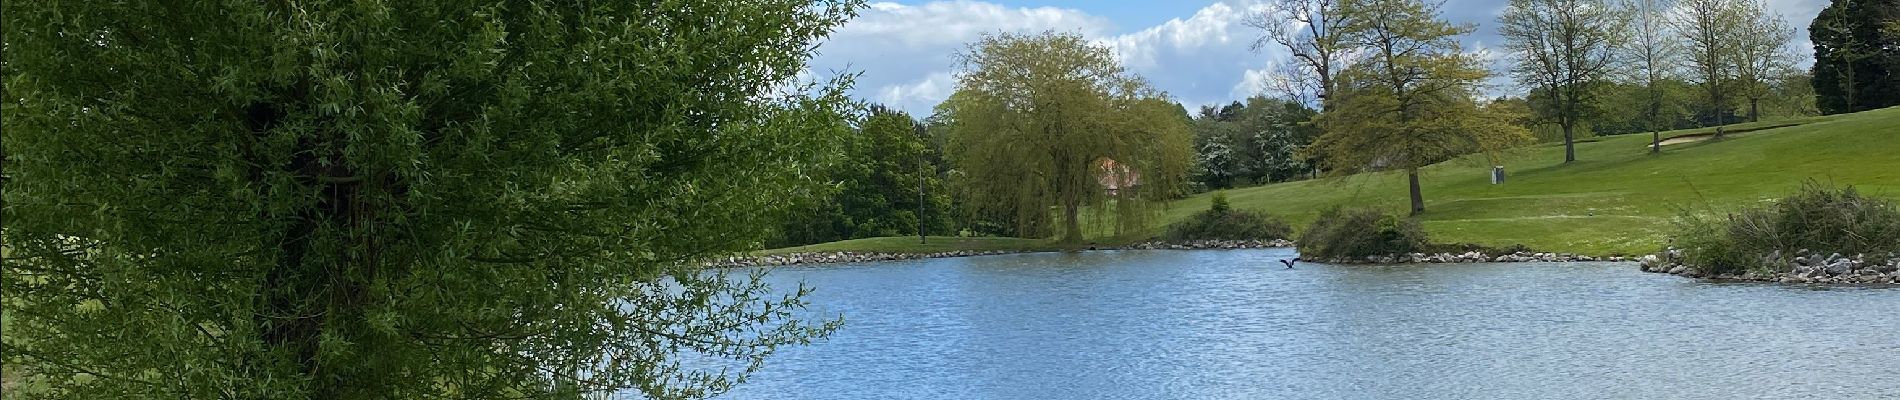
[1811,0,1900,114]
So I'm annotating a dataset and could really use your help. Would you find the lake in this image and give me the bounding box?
[715,248,1900,399]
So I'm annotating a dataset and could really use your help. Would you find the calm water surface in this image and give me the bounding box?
[717,248,1899,399]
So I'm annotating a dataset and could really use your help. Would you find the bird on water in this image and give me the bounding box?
[1279,258,1300,269]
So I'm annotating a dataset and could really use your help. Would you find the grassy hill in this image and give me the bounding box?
[768,107,1900,256]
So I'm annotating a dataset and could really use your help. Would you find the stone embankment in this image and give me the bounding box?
[1640,249,1900,284]
[1120,239,1296,250]
[710,250,1017,267]
[1321,251,1628,264]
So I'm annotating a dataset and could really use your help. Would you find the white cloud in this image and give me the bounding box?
[814,1,1288,114]
[813,1,1118,113]
[876,72,956,109]
[1231,67,1276,99]
[1098,1,1266,70]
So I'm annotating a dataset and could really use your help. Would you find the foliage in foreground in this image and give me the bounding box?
[1672,182,1900,274]
[1296,207,1431,259]
[1164,192,1295,241]
[1,1,859,399]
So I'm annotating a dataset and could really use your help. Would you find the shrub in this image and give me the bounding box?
[1297,207,1430,259]
[1164,192,1294,241]
[1671,182,1900,274]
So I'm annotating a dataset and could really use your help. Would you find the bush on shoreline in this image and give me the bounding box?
[1297,207,1429,259]
[1164,192,1294,241]
[1672,182,1900,274]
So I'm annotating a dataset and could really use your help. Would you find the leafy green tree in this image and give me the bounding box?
[771,106,950,247]
[1189,97,1320,189]
[1310,0,1532,215]
[941,32,1192,242]
[1810,0,1900,114]
[1500,0,1627,163]
[1,1,859,399]
[1587,79,1699,136]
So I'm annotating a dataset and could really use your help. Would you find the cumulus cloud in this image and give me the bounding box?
[875,72,957,109]
[812,0,1286,114]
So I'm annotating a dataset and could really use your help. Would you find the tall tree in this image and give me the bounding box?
[1620,0,1682,153]
[1501,0,1627,163]
[1810,0,1900,114]
[771,106,950,247]
[1247,0,1360,111]
[1310,0,1532,215]
[1,1,858,399]
[942,32,1192,243]
[1676,0,1747,138]
[1733,0,1797,122]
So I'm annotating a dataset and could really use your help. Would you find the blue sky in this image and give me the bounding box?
[806,0,1830,115]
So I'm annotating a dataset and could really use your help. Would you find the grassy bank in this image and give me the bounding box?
[772,107,1900,256]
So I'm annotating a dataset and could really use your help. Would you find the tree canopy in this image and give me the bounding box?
[1190,97,1321,189]
[1309,0,1532,215]
[939,32,1192,242]
[1810,0,1900,114]
[772,106,951,247]
[1,1,860,398]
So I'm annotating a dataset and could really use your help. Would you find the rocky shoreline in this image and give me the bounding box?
[1317,251,1628,264]
[711,239,1296,268]
[1639,249,1900,284]
[713,240,1646,268]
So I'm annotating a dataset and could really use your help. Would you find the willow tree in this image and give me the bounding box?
[1309,0,1532,215]
[1,1,856,399]
[941,32,1192,243]
[1500,0,1626,164]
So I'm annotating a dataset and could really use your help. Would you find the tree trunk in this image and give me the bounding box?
[1561,120,1577,163]
[1407,169,1424,216]
[1062,197,1083,243]
[1651,130,1661,154]
[1712,110,1727,140]
[1748,98,1760,122]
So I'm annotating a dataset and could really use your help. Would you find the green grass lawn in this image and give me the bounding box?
[772,107,1900,256]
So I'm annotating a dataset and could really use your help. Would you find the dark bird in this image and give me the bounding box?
[1279,258,1300,269]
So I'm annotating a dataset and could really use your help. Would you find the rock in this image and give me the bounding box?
[1640,255,1662,269]
[1825,261,1853,276]
[1668,265,1688,275]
